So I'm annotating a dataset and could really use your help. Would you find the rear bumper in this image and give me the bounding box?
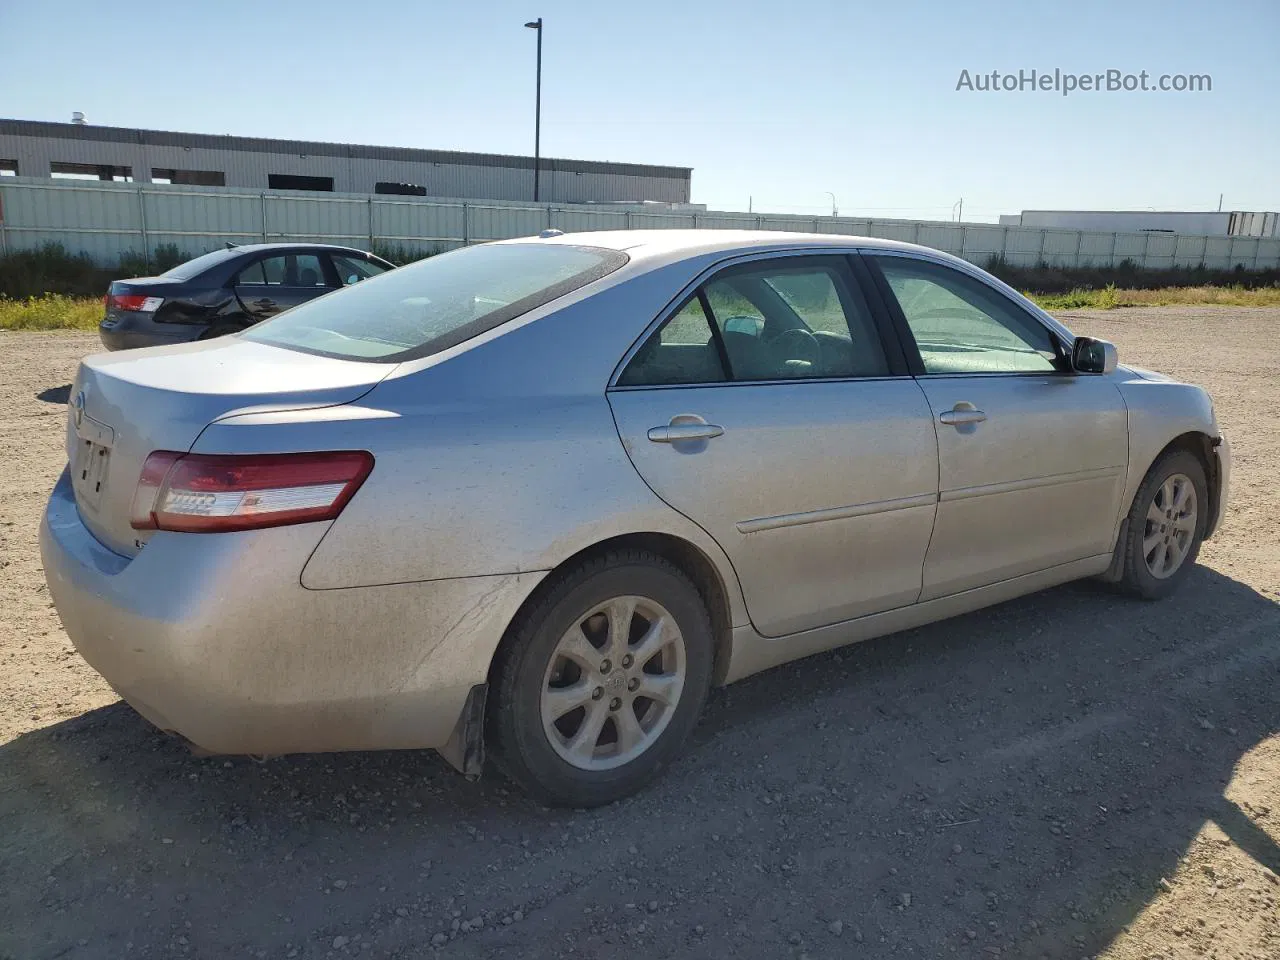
[40,468,542,755]
[99,311,207,351]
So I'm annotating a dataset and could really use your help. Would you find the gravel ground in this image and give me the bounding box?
[1,308,1278,960]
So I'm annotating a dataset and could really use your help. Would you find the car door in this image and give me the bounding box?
[865,253,1129,601]
[233,252,336,323]
[608,253,939,638]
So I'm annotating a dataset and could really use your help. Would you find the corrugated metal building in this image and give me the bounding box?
[0,118,692,204]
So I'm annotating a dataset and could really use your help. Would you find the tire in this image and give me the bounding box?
[1116,449,1208,600]
[488,550,714,807]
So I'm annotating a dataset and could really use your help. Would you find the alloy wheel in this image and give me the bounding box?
[1143,472,1198,579]
[540,595,687,771]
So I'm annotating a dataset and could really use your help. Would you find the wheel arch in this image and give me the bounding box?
[487,531,737,691]
[1143,430,1221,539]
[1101,428,1219,585]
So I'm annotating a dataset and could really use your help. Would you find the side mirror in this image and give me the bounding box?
[1071,336,1118,375]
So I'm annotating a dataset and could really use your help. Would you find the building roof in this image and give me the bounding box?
[0,118,691,180]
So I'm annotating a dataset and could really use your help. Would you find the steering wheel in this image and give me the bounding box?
[768,327,822,366]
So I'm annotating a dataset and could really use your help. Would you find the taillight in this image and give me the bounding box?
[107,294,165,313]
[130,451,374,533]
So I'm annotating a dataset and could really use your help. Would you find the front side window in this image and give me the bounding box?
[619,256,890,387]
[874,257,1059,374]
[242,243,627,362]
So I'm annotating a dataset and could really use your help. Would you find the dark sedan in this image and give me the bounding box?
[99,243,394,350]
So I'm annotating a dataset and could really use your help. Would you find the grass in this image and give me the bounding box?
[0,294,101,331]
[1029,284,1280,310]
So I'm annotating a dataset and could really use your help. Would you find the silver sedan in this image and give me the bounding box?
[41,231,1230,806]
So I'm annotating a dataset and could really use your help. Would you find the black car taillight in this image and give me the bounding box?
[107,293,165,313]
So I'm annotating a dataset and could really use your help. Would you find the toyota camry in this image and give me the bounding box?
[41,230,1230,806]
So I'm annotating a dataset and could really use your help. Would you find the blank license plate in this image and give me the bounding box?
[74,438,111,508]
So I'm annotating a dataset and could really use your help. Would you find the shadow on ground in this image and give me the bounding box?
[2,567,1277,959]
[35,384,71,405]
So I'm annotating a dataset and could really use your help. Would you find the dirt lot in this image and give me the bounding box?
[2,309,1278,960]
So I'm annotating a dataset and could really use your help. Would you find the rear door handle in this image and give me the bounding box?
[939,405,987,426]
[647,417,725,443]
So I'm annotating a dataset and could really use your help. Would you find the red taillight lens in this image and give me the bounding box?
[130,451,374,533]
[107,294,165,313]
[129,451,183,529]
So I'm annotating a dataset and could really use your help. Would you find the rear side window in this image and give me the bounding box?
[242,243,627,362]
[332,254,389,286]
[619,255,890,386]
[235,261,267,285]
[617,297,726,386]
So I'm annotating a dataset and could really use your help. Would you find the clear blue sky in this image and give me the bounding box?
[2,0,1276,221]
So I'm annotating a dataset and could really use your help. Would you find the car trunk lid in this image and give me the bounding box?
[102,277,177,326]
[66,337,394,557]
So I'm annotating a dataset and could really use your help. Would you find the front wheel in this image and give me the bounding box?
[488,551,713,807]
[1116,450,1208,600]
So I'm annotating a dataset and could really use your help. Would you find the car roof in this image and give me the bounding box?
[497,228,954,268]
[219,242,378,256]
[146,242,390,283]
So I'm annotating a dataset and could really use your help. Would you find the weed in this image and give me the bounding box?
[0,294,101,331]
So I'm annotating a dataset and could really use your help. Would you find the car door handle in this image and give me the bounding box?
[647,419,725,443]
[939,406,987,426]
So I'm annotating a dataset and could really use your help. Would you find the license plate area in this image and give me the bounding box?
[74,438,111,509]
[71,407,115,511]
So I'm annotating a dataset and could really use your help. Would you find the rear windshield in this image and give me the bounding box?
[160,248,239,281]
[241,243,628,362]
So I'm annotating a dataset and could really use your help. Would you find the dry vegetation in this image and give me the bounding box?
[1031,284,1280,310]
[0,294,101,331]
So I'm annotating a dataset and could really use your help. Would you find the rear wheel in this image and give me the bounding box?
[488,550,713,807]
[1116,450,1207,599]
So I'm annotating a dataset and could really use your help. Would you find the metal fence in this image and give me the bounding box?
[3,176,1279,272]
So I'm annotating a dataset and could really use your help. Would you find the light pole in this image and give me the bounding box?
[824,191,838,218]
[524,18,543,202]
